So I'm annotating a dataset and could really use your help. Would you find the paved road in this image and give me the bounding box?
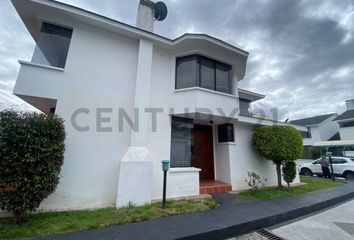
[270,199,354,240]
[230,199,354,240]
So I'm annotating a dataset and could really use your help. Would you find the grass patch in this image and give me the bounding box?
[238,176,342,200]
[0,197,218,239]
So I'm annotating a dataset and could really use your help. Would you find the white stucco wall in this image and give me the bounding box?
[340,127,354,140]
[303,126,321,146]
[318,115,339,140]
[37,23,140,210]
[229,123,300,190]
[167,168,201,198]
[214,126,232,184]
[303,115,339,146]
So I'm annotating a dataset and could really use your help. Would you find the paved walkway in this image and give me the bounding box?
[34,183,354,240]
[271,199,354,240]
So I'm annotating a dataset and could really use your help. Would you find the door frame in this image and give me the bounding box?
[193,124,215,180]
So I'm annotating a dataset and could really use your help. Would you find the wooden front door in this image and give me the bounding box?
[193,124,214,180]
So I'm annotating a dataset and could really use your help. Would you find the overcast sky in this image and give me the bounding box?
[0,0,353,120]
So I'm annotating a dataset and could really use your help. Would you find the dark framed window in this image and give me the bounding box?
[299,129,312,138]
[175,55,198,89]
[217,123,234,143]
[32,22,73,68]
[339,121,354,128]
[170,117,194,167]
[176,55,232,94]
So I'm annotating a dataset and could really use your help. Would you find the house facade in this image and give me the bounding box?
[290,114,339,159]
[11,0,305,211]
[334,99,354,141]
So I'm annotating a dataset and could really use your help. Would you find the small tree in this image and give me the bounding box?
[252,126,303,189]
[309,146,326,159]
[0,110,65,223]
[282,161,296,187]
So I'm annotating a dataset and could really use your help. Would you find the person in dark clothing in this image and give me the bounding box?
[320,156,331,178]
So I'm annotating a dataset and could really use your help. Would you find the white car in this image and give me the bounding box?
[298,157,354,181]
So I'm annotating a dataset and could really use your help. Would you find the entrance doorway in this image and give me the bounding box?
[193,124,214,180]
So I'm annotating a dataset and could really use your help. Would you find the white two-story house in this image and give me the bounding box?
[290,113,339,159]
[334,99,354,141]
[11,0,305,211]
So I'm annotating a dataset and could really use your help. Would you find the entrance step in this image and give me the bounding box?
[200,180,232,194]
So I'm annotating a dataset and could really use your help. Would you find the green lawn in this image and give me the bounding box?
[0,198,218,239]
[238,176,342,200]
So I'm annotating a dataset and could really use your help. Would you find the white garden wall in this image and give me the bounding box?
[229,123,300,190]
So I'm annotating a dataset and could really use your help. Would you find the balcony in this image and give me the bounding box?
[13,61,62,113]
[170,87,239,122]
[13,22,72,113]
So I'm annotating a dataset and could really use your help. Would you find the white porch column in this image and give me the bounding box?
[116,39,154,208]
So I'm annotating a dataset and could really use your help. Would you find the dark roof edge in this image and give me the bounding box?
[289,113,337,126]
[26,0,249,56]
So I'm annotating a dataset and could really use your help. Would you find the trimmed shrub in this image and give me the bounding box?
[282,161,296,187]
[0,110,65,223]
[252,125,303,189]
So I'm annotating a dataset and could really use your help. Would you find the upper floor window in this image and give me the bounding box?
[176,55,233,94]
[31,22,73,68]
[239,98,251,116]
[300,131,312,138]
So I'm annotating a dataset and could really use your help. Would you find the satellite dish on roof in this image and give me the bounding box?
[154,1,168,21]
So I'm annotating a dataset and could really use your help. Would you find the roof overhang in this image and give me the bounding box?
[238,88,265,102]
[11,0,249,79]
[237,115,307,131]
[336,118,354,123]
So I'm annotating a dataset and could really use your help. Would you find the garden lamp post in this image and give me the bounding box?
[161,160,170,209]
[327,152,335,182]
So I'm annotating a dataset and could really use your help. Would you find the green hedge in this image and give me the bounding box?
[282,161,297,187]
[0,110,65,223]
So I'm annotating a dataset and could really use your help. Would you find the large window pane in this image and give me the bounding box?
[239,98,251,116]
[176,56,198,89]
[175,55,233,94]
[200,57,215,90]
[216,62,232,94]
[170,117,194,167]
[32,22,73,68]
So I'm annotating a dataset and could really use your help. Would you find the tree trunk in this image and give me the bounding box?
[13,211,26,224]
[276,163,283,189]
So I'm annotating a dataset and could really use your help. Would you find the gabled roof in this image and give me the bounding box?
[289,113,337,127]
[333,109,354,121]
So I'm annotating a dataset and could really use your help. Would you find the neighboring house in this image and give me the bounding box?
[290,113,339,159]
[11,0,306,211]
[334,99,354,141]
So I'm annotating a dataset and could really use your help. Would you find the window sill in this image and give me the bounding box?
[217,142,236,145]
[174,87,237,99]
[19,60,65,72]
[170,167,201,173]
